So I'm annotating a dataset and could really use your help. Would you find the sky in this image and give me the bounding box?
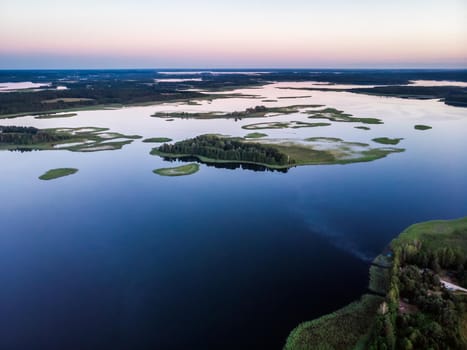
[0,0,466,69]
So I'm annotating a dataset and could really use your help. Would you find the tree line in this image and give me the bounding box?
[0,126,70,145]
[157,135,292,166]
[367,238,467,350]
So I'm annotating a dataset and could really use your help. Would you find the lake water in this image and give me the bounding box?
[1,83,466,349]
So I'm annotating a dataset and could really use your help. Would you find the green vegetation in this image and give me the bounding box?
[244,132,268,139]
[391,217,467,259]
[307,108,383,125]
[34,112,78,119]
[369,265,390,295]
[285,294,384,350]
[271,142,402,166]
[0,125,71,146]
[153,135,292,167]
[39,168,78,180]
[372,137,403,145]
[278,96,313,99]
[304,137,344,142]
[242,121,331,130]
[368,218,467,350]
[143,137,173,143]
[0,125,140,152]
[414,124,432,130]
[152,105,321,120]
[0,85,204,118]
[285,217,467,350]
[42,97,94,104]
[355,126,371,130]
[151,134,404,170]
[153,163,200,176]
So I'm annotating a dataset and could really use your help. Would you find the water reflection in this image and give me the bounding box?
[162,156,289,172]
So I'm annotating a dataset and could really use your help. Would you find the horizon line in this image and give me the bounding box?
[1,67,467,71]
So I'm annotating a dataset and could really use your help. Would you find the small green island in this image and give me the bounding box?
[355,126,371,130]
[244,132,268,139]
[153,163,200,176]
[151,134,404,170]
[39,168,78,180]
[34,112,78,119]
[414,124,432,130]
[143,137,173,143]
[0,125,141,152]
[278,95,313,99]
[372,137,403,145]
[285,217,467,350]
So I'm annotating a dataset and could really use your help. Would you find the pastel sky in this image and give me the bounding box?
[0,0,466,68]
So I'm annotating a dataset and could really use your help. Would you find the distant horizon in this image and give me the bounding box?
[1,67,467,71]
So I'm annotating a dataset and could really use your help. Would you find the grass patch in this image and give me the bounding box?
[244,132,268,139]
[372,137,403,145]
[39,168,78,180]
[414,124,432,130]
[41,98,95,104]
[284,294,384,350]
[268,141,404,166]
[305,137,342,142]
[242,121,331,130]
[153,163,200,176]
[143,137,173,143]
[152,104,320,120]
[391,217,467,255]
[307,107,383,125]
[278,96,313,99]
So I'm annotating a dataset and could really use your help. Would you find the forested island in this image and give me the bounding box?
[285,217,467,350]
[153,135,292,168]
[151,134,404,170]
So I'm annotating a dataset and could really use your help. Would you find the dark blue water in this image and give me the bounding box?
[0,124,466,349]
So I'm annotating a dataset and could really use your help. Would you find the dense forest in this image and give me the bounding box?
[0,81,204,116]
[0,126,70,145]
[155,135,292,166]
[368,220,467,350]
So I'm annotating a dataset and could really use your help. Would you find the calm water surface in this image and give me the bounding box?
[0,83,466,349]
